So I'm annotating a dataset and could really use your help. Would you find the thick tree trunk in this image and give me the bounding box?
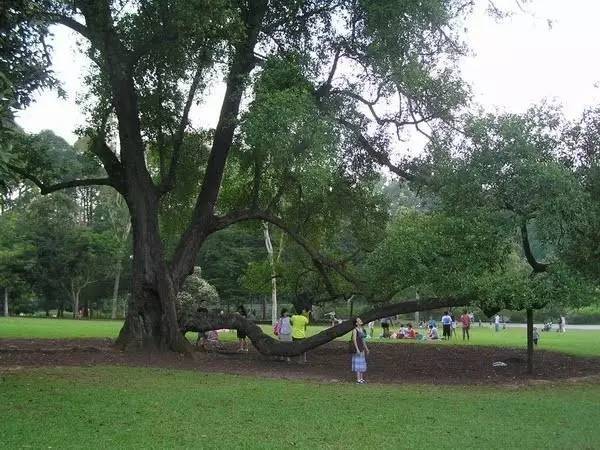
[3,287,8,317]
[526,308,534,374]
[115,195,192,353]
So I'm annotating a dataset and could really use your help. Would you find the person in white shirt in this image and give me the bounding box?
[559,316,566,333]
[427,324,439,340]
[494,314,500,332]
[441,312,452,340]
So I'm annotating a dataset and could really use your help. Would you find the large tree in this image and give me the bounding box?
[3,0,476,352]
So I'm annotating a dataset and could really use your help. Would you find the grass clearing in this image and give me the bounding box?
[1,366,599,449]
[1,317,600,357]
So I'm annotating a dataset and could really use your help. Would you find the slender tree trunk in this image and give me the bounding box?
[415,291,420,323]
[526,308,534,374]
[112,221,132,319]
[3,287,8,317]
[111,261,123,320]
[72,288,80,320]
[263,222,278,325]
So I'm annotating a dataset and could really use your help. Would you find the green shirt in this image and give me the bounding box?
[291,314,309,339]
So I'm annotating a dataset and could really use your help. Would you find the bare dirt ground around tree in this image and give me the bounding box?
[1,338,600,385]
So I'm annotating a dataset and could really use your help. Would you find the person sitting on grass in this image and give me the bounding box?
[198,330,221,352]
[427,324,439,340]
[404,323,417,339]
[396,323,407,339]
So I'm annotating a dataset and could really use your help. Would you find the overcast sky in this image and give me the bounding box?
[15,0,600,145]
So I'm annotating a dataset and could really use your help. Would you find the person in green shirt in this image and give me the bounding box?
[291,308,310,363]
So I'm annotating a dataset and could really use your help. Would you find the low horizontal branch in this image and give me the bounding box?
[181,296,465,356]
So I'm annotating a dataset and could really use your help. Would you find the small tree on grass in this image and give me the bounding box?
[417,106,599,371]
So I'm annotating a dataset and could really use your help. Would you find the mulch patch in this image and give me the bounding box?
[1,338,599,385]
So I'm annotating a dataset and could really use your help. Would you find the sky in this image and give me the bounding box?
[14,0,600,145]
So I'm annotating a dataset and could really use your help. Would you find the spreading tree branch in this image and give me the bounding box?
[336,118,417,181]
[5,163,113,194]
[169,1,268,283]
[211,209,365,296]
[182,296,465,356]
[158,64,204,194]
[520,219,549,273]
[38,12,93,41]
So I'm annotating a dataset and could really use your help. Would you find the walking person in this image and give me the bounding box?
[236,304,249,352]
[450,312,457,338]
[460,309,471,341]
[381,317,391,338]
[276,308,292,361]
[494,314,500,332]
[351,317,369,384]
[441,311,452,340]
[291,307,310,363]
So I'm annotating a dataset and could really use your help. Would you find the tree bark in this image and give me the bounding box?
[181,296,465,356]
[72,287,80,320]
[111,261,123,320]
[114,198,192,353]
[526,307,534,374]
[263,222,278,325]
[3,287,8,317]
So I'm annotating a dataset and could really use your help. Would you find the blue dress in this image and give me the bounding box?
[351,329,367,372]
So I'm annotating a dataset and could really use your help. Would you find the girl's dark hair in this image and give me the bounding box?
[352,318,359,327]
[280,308,288,317]
[238,304,247,314]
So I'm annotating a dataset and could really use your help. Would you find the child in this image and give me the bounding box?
[533,327,539,346]
[367,321,375,338]
[427,324,439,340]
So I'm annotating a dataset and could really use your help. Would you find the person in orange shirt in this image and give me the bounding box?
[460,309,472,341]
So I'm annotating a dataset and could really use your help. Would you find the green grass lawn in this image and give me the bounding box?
[0,317,123,339]
[1,366,599,449]
[1,317,600,357]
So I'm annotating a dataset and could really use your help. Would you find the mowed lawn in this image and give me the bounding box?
[1,366,599,449]
[1,317,600,357]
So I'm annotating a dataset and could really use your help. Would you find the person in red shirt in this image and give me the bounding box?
[405,323,417,339]
[460,310,471,341]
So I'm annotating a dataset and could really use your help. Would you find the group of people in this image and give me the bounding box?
[377,310,474,342]
[438,310,473,340]
[273,307,310,362]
